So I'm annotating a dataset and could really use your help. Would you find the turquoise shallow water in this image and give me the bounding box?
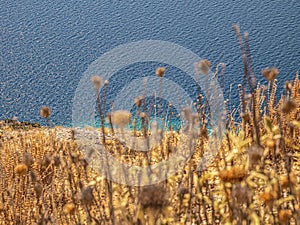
[1,0,299,126]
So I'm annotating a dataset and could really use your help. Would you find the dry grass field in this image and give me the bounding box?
[0,26,300,225]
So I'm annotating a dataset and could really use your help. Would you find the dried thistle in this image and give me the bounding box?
[139,183,168,210]
[15,163,28,175]
[110,110,132,128]
[199,59,211,75]
[23,153,33,167]
[156,67,166,77]
[281,99,297,114]
[40,106,51,119]
[261,67,279,81]
[219,166,247,183]
[52,155,61,167]
[80,186,94,205]
[91,75,103,92]
[64,203,75,215]
[34,183,43,198]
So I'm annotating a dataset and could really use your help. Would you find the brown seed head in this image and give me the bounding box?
[199,59,211,75]
[281,99,297,114]
[219,166,247,183]
[15,163,28,175]
[284,81,293,91]
[64,203,75,214]
[259,190,277,203]
[156,67,166,77]
[139,183,168,210]
[261,67,279,81]
[40,106,51,119]
[34,183,43,198]
[80,186,94,205]
[111,110,132,127]
[23,153,34,167]
[91,76,103,91]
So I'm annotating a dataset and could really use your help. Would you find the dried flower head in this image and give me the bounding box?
[40,106,51,119]
[23,153,33,167]
[259,190,277,203]
[64,203,75,215]
[199,59,211,75]
[91,76,103,91]
[52,155,61,167]
[284,81,293,91]
[241,112,251,123]
[110,110,132,127]
[139,183,168,209]
[278,209,293,224]
[15,163,28,175]
[80,186,94,205]
[261,67,279,81]
[281,99,297,114]
[219,166,247,183]
[156,67,166,77]
[34,183,43,198]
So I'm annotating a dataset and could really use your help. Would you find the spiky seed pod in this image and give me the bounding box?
[281,99,297,114]
[80,186,94,205]
[110,110,132,128]
[156,67,166,77]
[139,183,169,210]
[23,153,33,167]
[40,106,51,119]
[259,190,277,203]
[52,155,61,167]
[30,170,37,183]
[91,76,103,91]
[34,183,43,198]
[15,163,28,175]
[199,59,211,75]
[261,67,279,81]
[64,203,75,215]
[41,155,51,168]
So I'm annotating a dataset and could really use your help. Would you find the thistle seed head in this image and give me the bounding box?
[156,67,166,77]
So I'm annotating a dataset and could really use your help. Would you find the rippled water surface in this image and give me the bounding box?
[1,0,299,126]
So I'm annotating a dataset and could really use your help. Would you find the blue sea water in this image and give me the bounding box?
[0,0,299,126]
